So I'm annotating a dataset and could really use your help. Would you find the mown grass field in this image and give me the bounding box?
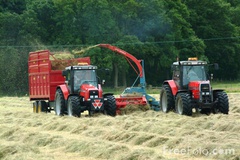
[0,92,239,160]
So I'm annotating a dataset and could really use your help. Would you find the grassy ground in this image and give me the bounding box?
[0,95,239,160]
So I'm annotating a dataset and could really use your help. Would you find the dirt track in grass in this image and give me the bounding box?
[0,94,239,160]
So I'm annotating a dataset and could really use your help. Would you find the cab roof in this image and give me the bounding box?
[65,65,97,70]
[173,60,207,66]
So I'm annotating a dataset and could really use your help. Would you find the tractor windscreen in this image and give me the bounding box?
[183,65,207,85]
[74,70,98,90]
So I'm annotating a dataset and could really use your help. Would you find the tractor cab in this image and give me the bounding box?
[62,65,99,94]
[172,58,208,89]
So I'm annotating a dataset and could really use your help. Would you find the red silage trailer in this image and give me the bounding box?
[28,50,90,112]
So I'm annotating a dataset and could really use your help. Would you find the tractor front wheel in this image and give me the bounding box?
[67,96,81,117]
[175,93,192,116]
[54,89,65,116]
[160,84,174,113]
[104,95,116,116]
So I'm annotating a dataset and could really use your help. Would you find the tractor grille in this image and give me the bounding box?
[89,90,99,99]
[199,83,212,103]
[200,84,210,92]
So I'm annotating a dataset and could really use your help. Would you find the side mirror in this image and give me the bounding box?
[214,63,219,70]
[211,73,213,80]
[62,70,67,76]
[102,79,105,85]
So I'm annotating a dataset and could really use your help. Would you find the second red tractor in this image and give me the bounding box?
[160,58,229,116]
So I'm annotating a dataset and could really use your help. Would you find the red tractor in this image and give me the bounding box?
[160,57,229,116]
[55,64,116,117]
[28,50,116,117]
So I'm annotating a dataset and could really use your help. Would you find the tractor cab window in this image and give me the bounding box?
[172,65,180,86]
[182,65,207,86]
[74,70,98,91]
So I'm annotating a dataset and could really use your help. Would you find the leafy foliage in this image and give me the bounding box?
[0,0,240,95]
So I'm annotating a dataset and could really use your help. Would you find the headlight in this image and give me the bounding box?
[90,95,98,98]
[202,92,210,95]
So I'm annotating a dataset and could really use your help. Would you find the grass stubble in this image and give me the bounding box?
[0,94,239,160]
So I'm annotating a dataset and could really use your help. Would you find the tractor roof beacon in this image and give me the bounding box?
[160,57,229,116]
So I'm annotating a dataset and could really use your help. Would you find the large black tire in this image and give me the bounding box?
[175,93,192,116]
[67,96,81,117]
[214,91,229,114]
[104,95,116,116]
[160,84,174,113]
[54,89,65,116]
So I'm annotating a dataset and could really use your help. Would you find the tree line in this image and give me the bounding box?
[0,0,240,95]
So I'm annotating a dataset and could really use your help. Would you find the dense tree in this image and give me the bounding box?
[25,0,56,44]
[0,0,240,95]
[52,0,119,45]
[115,35,143,87]
[185,0,240,79]
[0,0,26,14]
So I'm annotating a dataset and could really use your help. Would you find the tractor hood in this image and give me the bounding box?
[188,80,210,90]
[80,83,98,94]
[79,83,102,100]
[188,80,211,99]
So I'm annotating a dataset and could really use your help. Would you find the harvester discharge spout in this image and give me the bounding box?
[97,44,160,111]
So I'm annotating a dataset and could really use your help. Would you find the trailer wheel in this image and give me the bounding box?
[175,93,192,116]
[55,89,65,116]
[214,91,229,114]
[33,101,38,113]
[104,95,116,116]
[38,101,48,113]
[160,84,174,113]
[67,96,81,117]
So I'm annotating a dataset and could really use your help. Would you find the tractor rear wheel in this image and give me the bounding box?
[175,93,192,116]
[54,89,65,116]
[104,95,116,116]
[214,91,229,114]
[160,84,174,113]
[67,96,81,117]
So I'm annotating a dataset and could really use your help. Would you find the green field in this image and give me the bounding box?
[211,81,240,93]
